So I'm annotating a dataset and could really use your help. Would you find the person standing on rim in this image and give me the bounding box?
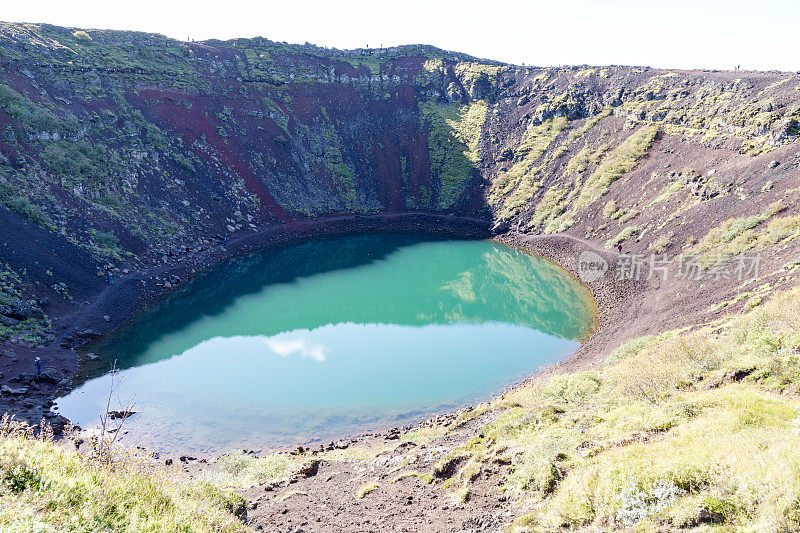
[35,357,41,376]
[617,244,623,253]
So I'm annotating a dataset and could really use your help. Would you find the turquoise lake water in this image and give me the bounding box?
[55,233,596,453]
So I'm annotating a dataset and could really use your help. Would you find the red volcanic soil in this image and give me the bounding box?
[133,89,291,222]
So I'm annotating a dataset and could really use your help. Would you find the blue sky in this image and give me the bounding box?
[4,0,799,71]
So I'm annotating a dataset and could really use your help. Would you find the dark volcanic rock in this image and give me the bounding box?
[0,316,19,327]
[76,330,101,340]
[1,385,28,395]
[298,460,321,477]
[0,300,43,321]
[107,410,137,420]
[38,368,65,384]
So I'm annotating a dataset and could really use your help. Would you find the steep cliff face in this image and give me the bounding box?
[1,21,799,343]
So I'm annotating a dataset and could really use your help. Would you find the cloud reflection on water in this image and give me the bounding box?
[264,335,327,362]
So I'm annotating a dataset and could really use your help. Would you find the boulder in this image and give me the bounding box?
[14,373,35,385]
[76,329,100,340]
[0,300,43,321]
[38,368,65,384]
[298,459,320,477]
[1,385,28,395]
[55,377,73,391]
[46,414,70,435]
[491,220,510,234]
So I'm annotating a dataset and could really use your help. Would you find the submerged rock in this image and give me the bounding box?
[107,409,137,420]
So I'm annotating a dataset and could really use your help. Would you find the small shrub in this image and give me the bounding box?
[1,193,52,227]
[356,481,379,499]
[195,481,247,519]
[602,199,622,219]
[401,426,445,445]
[616,479,685,527]
[389,470,428,484]
[213,452,298,487]
[40,140,109,184]
[451,486,470,504]
[278,490,308,501]
[697,495,742,524]
[650,233,672,254]
[172,153,197,174]
[89,229,120,253]
[606,226,640,248]
[542,372,601,402]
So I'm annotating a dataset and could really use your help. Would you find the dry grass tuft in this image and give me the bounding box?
[0,416,248,531]
[356,481,380,499]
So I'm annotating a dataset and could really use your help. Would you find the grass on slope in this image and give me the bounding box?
[0,419,249,532]
[0,181,54,229]
[418,100,487,210]
[575,125,659,208]
[490,116,569,219]
[422,286,800,531]
[523,124,655,234]
[688,201,800,268]
[203,452,304,488]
